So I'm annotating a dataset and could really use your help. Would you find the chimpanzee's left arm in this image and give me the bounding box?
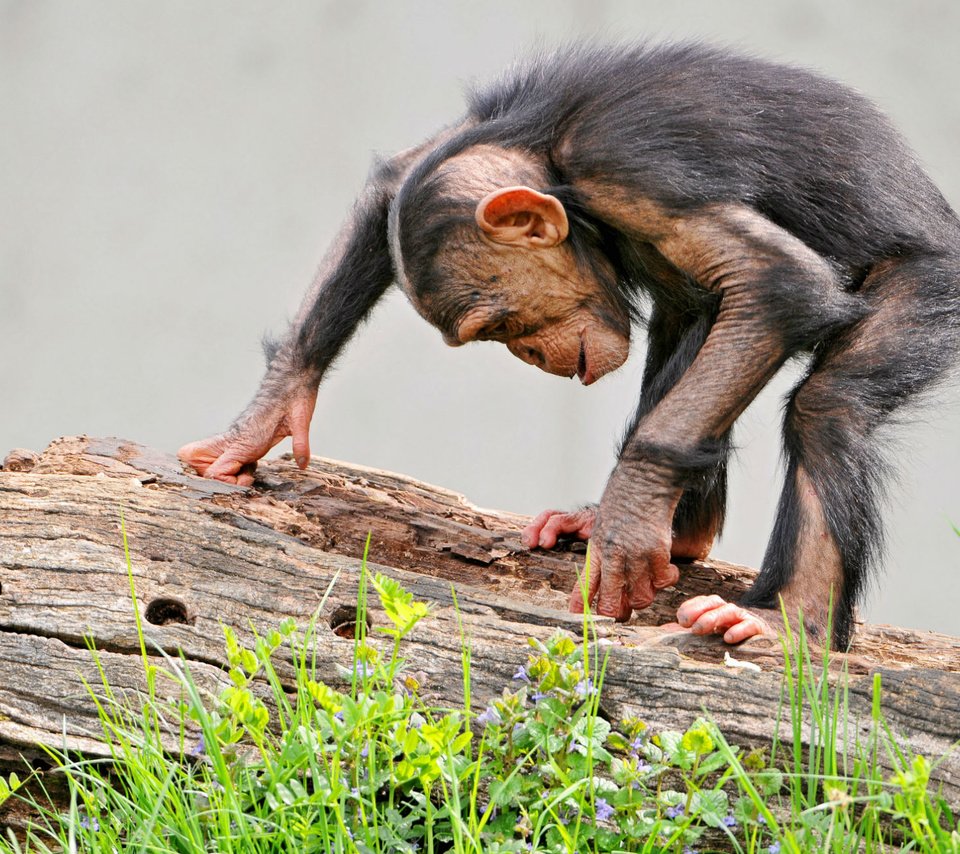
[571,199,858,621]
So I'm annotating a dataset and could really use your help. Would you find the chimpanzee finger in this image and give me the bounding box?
[205,451,251,484]
[722,614,768,644]
[177,437,224,475]
[689,601,764,638]
[676,594,728,628]
[289,391,318,469]
[625,556,657,611]
[289,416,312,470]
[652,557,680,590]
[523,509,562,548]
[593,549,632,621]
[291,432,311,470]
[538,510,594,549]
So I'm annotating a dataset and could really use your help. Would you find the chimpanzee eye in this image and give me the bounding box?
[484,320,510,339]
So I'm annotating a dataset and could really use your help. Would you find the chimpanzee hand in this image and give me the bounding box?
[568,511,680,620]
[178,387,318,487]
[562,468,681,621]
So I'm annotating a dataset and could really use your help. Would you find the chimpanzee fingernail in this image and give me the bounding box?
[296,456,308,468]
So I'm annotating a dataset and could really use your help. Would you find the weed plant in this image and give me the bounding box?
[0,540,957,852]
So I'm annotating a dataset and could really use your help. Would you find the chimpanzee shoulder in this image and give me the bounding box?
[464,43,956,266]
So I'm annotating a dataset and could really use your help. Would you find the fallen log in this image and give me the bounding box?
[1,436,958,829]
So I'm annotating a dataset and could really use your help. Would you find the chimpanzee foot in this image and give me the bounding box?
[668,595,779,645]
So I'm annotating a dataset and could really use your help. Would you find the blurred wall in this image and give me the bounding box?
[2,0,958,634]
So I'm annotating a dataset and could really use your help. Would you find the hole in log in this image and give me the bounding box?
[329,604,371,639]
[144,597,191,626]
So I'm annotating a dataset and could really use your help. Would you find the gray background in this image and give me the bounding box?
[2,1,958,634]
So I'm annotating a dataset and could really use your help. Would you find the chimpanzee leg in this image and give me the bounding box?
[631,304,730,560]
[742,253,960,648]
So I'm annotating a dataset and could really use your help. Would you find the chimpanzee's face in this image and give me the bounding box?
[411,229,630,385]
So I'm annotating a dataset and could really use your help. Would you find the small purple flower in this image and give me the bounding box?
[665,804,685,819]
[477,705,501,726]
[722,813,738,827]
[79,815,100,832]
[513,665,531,683]
[530,691,549,703]
[768,844,780,854]
[683,848,699,854]
[631,735,645,751]
[758,814,767,825]
[360,744,369,758]
[334,710,344,722]
[350,786,359,798]
[512,722,524,737]
[574,678,594,698]
[190,734,206,757]
[636,759,651,772]
[595,798,614,822]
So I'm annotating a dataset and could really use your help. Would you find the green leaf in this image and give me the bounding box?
[239,648,258,674]
[755,768,784,797]
[452,731,473,754]
[691,789,728,825]
[403,729,419,755]
[490,775,522,806]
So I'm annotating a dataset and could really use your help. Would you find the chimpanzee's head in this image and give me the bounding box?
[389,145,630,385]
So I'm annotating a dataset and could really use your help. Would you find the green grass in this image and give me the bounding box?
[1,536,958,853]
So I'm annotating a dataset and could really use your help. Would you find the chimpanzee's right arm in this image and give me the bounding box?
[179,126,467,485]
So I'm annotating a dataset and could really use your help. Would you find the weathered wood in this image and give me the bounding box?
[1,435,958,829]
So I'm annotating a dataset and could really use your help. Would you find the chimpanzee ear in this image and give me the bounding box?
[475,186,570,248]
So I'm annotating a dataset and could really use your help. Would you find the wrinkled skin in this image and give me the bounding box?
[522,493,771,643]
[523,502,772,642]
[179,47,954,653]
[179,387,317,486]
[670,595,774,644]
[423,182,632,386]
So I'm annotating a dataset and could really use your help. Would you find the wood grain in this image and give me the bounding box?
[1,436,958,829]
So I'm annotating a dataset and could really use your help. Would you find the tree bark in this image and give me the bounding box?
[1,436,958,829]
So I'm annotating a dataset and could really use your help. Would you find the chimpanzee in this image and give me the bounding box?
[179,43,960,649]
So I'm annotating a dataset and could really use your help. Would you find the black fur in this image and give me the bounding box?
[269,42,960,646]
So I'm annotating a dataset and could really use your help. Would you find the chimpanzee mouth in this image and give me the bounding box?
[577,339,588,383]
